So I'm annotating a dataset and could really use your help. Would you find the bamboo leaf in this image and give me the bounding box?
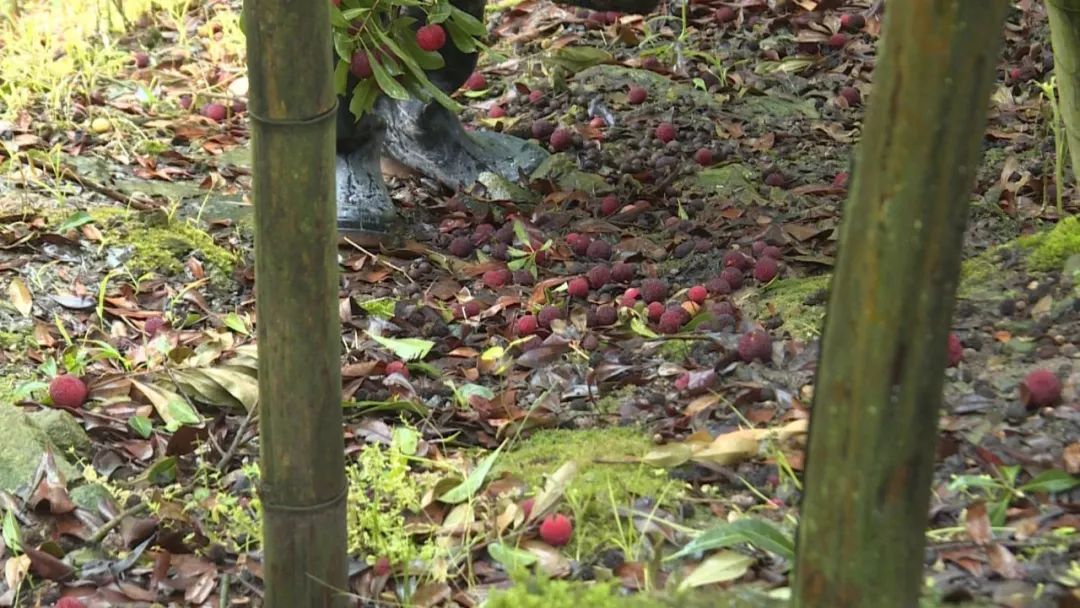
[367,332,435,361]
[439,443,504,503]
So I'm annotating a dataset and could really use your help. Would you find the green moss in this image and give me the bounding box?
[486,574,783,608]
[497,427,683,556]
[750,275,830,339]
[1018,215,1080,271]
[95,209,238,285]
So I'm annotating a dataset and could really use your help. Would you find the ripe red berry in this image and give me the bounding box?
[706,277,732,295]
[373,556,391,576]
[517,315,539,336]
[385,361,409,378]
[483,268,511,289]
[448,237,474,258]
[416,24,446,52]
[568,277,590,298]
[531,119,555,140]
[674,373,690,392]
[693,148,714,166]
[840,13,865,31]
[528,89,544,104]
[720,267,744,289]
[655,122,676,143]
[549,128,572,151]
[628,85,647,105]
[587,265,611,289]
[200,103,227,122]
[687,285,708,304]
[144,316,167,336]
[593,305,617,326]
[521,497,535,519]
[455,300,482,319]
[723,251,751,270]
[49,375,88,409]
[488,105,506,118]
[738,330,772,363]
[641,278,668,303]
[1020,369,1062,409]
[537,306,562,328]
[839,86,861,106]
[762,245,782,260]
[350,51,373,78]
[465,72,487,91]
[619,287,640,307]
[600,195,619,216]
[612,262,635,283]
[827,33,847,49]
[751,240,767,256]
[658,309,685,334]
[833,172,850,189]
[715,6,735,23]
[132,52,149,68]
[54,598,85,608]
[946,333,963,368]
[586,240,612,260]
[753,257,779,283]
[539,513,573,546]
[764,171,788,188]
[646,301,664,322]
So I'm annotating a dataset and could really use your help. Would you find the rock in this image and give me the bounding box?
[28,408,92,454]
[0,403,84,492]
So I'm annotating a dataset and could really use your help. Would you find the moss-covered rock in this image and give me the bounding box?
[27,408,91,454]
[1019,215,1080,271]
[497,427,683,556]
[0,403,82,492]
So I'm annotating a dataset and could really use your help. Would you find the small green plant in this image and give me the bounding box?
[507,220,553,279]
[949,465,1080,526]
[1037,76,1067,215]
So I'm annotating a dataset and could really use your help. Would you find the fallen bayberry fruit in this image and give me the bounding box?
[628,85,647,104]
[612,262,635,283]
[568,277,590,299]
[587,265,611,289]
[586,240,612,260]
[54,598,85,608]
[687,285,708,304]
[827,33,847,49]
[723,251,751,270]
[549,128,572,151]
[416,24,447,52]
[201,103,227,122]
[448,237,474,258]
[840,13,865,31]
[647,301,665,322]
[528,89,544,104]
[764,171,788,188]
[593,305,617,326]
[641,278,668,303]
[720,267,744,289]
[715,6,735,23]
[144,316,167,336]
[946,333,963,368]
[839,86,861,106]
[531,119,555,139]
[693,148,714,166]
[753,257,779,283]
[521,497,535,519]
[49,375,88,409]
[539,513,573,546]
[658,309,685,334]
[373,556,392,576]
[655,122,676,143]
[488,105,506,118]
[737,330,772,363]
[517,315,539,336]
[385,361,409,378]
[132,51,149,68]
[600,194,619,216]
[483,268,511,289]
[538,305,562,328]
[762,245,782,260]
[1020,369,1062,409]
[706,277,732,295]
[464,72,487,91]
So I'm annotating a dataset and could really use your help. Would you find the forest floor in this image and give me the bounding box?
[0,0,1078,606]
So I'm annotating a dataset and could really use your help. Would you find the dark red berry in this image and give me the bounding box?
[628,85,647,104]
[641,279,668,303]
[568,277,590,298]
[465,72,487,90]
[753,257,779,283]
[586,240,612,260]
[737,330,772,363]
[655,122,676,143]
[416,24,447,52]
[350,51,373,78]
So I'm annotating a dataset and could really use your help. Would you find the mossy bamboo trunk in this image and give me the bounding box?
[243,1,348,606]
[1047,0,1080,183]
[792,2,1009,607]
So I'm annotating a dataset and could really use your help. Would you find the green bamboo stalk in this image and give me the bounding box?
[792,2,1009,607]
[243,0,348,605]
[1047,0,1080,192]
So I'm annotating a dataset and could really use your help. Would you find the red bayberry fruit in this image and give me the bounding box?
[54,598,85,608]
[674,373,690,391]
[628,85,647,104]
[737,330,772,363]
[586,240,612,260]
[587,265,611,289]
[350,51,373,78]
[373,556,391,576]
[521,497,535,519]
[706,277,732,295]
[751,240,767,256]
[715,6,735,23]
[517,315,539,336]
[549,128,572,151]
[754,257,779,283]
[448,237,474,258]
[655,122,676,143]
[1020,369,1062,408]
[455,300,482,319]
[201,103,227,122]
[385,361,409,378]
[720,267,744,289]
[539,513,573,546]
[827,33,847,49]
[531,119,555,139]
[528,89,544,104]
[693,148,714,166]
[620,287,640,307]
[483,268,511,289]
[641,278,668,303]
[840,86,861,106]
[687,285,708,304]
[465,72,487,90]
[416,24,446,52]
[538,306,562,328]
[593,305,617,326]
[946,333,963,368]
[144,316,167,336]
[612,262,635,283]
[723,251,751,270]
[568,277,590,298]
[658,309,685,334]
[840,13,865,31]
[49,375,88,409]
[488,105,506,118]
[764,171,788,188]
[833,172,850,189]
[132,52,149,68]
[600,194,619,216]
[646,301,665,322]
[762,245,782,260]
